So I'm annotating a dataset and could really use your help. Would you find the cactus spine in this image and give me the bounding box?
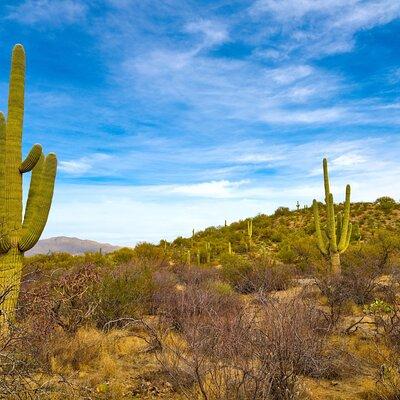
[0,45,57,319]
[312,158,351,275]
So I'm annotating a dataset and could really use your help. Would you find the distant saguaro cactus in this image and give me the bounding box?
[186,250,191,265]
[228,241,232,255]
[312,158,351,275]
[247,219,253,250]
[205,242,211,263]
[0,45,57,319]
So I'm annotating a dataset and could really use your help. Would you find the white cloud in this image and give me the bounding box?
[161,180,249,198]
[249,0,400,58]
[331,153,366,168]
[8,0,87,26]
[185,19,229,47]
[266,65,314,85]
[59,153,111,175]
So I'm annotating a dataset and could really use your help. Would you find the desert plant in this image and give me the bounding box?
[313,158,352,275]
[247,218,253,249]
[0,45,57,319]
[375,196,397,214]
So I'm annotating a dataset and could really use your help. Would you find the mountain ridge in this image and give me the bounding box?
[26,236,122,256]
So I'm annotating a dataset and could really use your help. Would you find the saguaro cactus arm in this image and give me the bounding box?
[323,158,330,200]
[21,153,44,230]
[327,193,337,252]
[338,184,351,251]
[19,153,57,252]
[19,144,42,173]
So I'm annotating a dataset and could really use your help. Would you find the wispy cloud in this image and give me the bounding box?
[8,0,87,26]
[59,153,112,175]
[185,19,229,48]
[249,0,400,58]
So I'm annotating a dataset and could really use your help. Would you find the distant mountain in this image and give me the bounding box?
[26,236,122,256]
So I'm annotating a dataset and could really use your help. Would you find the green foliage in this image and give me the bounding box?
[220,253,292,293]
[110,247,135,265]
[351,223,361,241]
[364,299,394,315]
[375,196,398,214]
[207,280,234,296]
[274,206,290,217]
[220,253,252,292]
[92,264,155,327]
[133,242,165,265]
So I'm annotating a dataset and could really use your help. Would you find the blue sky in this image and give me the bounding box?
[0,0,399,245]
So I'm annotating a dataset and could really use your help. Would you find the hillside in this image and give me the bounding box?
[26,236,121,256]
[169,198,400,263]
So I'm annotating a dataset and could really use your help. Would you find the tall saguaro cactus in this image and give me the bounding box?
[312,158,351,275]
[0,45,57,319]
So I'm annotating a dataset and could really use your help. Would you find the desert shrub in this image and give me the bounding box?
[220,253,292,294]
[270,228,285,243]
[156,296,345,400]
[19,263,101,339]
[277,242,296,263]
[375,197,398,214]
[91,264,155,328]
[341,241,396,305]
[156,281,241,333]
[219,253,253,292]
[274,206,291,217]
[207,280,234,296]
[277,234,322,273]
[315,275,350,327]
[133,242,166,266]
[250,256,293,292]
[24,252,76,272]
[179,265,219,286]
[110,247,135,264]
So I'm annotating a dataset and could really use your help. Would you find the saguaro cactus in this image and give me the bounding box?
[247,218,253,250]
[0,45,57,319]
[205,242,211,263]
[312,158,351,275]
[186,250,191,265]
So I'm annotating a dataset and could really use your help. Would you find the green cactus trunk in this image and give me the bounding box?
[0,45,57,321]
[0,249,23,316]
[312,158,352,275]
[247,219,253,251]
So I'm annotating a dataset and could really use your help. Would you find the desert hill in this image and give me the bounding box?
[26,236,122,256]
